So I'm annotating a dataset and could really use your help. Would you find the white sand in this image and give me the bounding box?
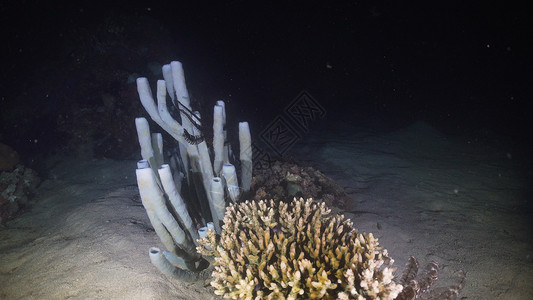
[292,120,532,299]
[0,158,216,299]
[1,121,531,299]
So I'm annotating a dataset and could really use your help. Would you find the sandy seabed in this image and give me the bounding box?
[1,121,531,299]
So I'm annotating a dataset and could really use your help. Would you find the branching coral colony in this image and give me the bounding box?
[197,198,403,299]
[134,61,465,299]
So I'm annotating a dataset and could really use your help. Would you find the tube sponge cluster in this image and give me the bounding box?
[197,198,403,299]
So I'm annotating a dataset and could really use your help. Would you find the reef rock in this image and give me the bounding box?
[0,143,20,171]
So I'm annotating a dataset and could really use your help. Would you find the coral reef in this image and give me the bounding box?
[0,12,173,160]
[198,197,403,299]
[133,62,465,300]
[0,164,40,224]
[250,159,350,209]
[0,143,20,171]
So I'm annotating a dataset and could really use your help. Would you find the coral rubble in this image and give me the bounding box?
[0,164,40,224]
[250,159,350,209]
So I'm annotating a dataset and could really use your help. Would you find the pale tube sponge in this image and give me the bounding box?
[209,177,225,232]
[198,227,208,239]
[216,100,230,164]
[193,111,217,222]
[212,105,225,175]
[170,61,190,106]
[239,122,252,192]
[162,64,176,103]
[135,60,255,280]
[197,223,216,256]
[137,161,178,255]
[158,164,199,243]
[149,247,212,282]
[156,80,187,145]
[162,64,190,178]
[136,166,198,258]
[197,222,215,239]
[170,62,199,159]
[135,118,161,186]
[162,249,188,270]
[136,77,186,145]
[194,111,214,181]
[216,100,226,126]
[222,164,240,202]
[151,133,164,168]
[155,79,190,179]
[135,118,154,162]
[137,160,150,169]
